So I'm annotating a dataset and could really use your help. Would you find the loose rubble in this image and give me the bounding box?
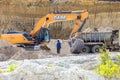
[0,53,120,80]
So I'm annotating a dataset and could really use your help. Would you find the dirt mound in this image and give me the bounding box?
[83,27,113,33]
[0,40,70,61]
[98,27,113,32]
[10,49,43,60]
[0,40,21,61]
[0,40,12,48]
[0,46,19,61]
[83,27,94,33]
[10,49,58,60]
[10,39,73,60]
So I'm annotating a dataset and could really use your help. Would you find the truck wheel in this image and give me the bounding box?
[92,45,101,53]
[81,46,90,53]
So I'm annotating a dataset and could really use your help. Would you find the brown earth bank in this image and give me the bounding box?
[0,1,120,39]
[0,1,120,37]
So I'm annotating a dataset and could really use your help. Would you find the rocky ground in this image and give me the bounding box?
[0,40,120,80]
[0,51,119,80]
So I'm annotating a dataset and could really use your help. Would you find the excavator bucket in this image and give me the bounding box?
[69,38,85,53]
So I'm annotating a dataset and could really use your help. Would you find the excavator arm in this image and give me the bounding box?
[71,11,88,34]
[31,10,89,38]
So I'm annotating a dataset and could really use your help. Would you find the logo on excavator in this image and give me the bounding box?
[54,16,66,20]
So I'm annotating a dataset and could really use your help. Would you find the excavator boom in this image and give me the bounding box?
[31,10,88,38]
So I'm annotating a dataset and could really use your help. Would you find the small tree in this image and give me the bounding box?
[95,45,120,79]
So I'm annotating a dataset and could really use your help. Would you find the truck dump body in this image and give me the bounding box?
[70,30,120,53]
[78,32,113,43]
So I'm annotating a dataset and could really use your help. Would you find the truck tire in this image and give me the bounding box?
[81,46,90,53]
[92,45,101,53]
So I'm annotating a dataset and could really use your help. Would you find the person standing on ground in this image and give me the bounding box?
[56,40,61,54]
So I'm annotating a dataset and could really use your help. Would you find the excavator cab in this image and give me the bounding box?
[35,28,50,44]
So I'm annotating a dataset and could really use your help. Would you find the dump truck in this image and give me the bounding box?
[69,30,120,53]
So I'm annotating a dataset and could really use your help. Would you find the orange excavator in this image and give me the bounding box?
[0,10,88,50]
